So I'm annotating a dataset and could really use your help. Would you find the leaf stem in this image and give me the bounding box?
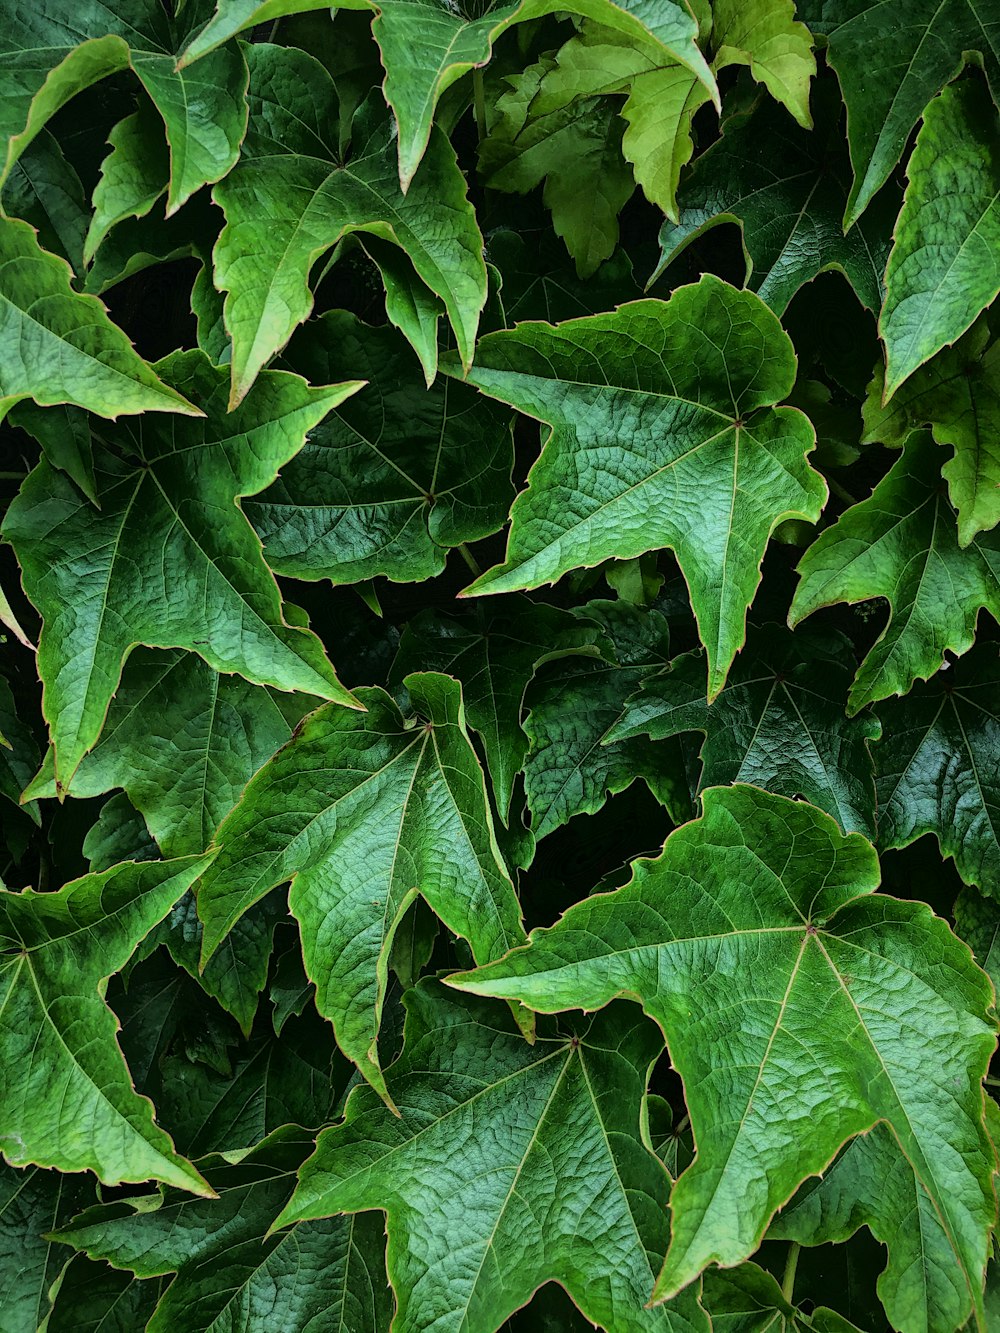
[473,68,488,145]
[0,471,27,480]
[985,1074,1000,1089]
[826,475,859,507]
[781,1242,800,1304]
[457,543,482,577]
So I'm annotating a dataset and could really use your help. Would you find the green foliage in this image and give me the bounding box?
[0,5,998,1331]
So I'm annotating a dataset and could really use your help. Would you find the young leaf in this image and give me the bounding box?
[50,1126,392,1333]
[873,643,1000,895]
[246,312,514,585]
[0,216,199,424]
[610,624,881,838]
[880,78,1000,399]
[789,431,1000,714]
[451,785,997,1314]
[195,673,525,1096]
[448,276,826,697]
[3,352,361,787]
[0,856,215,1195]
[276,982,710,1333]
[214,45,487,405]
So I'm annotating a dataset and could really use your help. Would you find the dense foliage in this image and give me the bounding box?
[1,1,999,1329]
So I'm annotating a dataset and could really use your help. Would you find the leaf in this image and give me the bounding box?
[799,0,1000,227]
[0,674,40,824]
[872,641,1000,894]
[789,431,1000,714]
[0,856,215,1194]
[487,227,643,325]
[1,129,89,273]
[214,45,487,405]
[390,596,601,821]
[3,351,361,788]
[610,624,880,838]
[451,784,997,1314]
[84,98,170,265]
[522,599,690,839]
[0,215,199,424]
[277,981,710,1333]
[654,83,896,315]
[195,672,525,1095]
[50,1125,393,1333]
[245,311,514,586]
[45,1255,162,1333]
[880,78,1000,399]
[0,1,249,213]
[954,885,1000,994]
[701,1261,862,1332]
[10,402,97,505]
[0,1163,91,1332]
[448,275,826,696]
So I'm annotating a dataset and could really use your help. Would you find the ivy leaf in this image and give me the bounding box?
[522,600,690,840]
[769,1123,978,1333]
[0,674,39,825]
[390,597,601,822]
[800,0,1000,226]
[0,856,215,1195]
[789,431,1000,714]
[0,1163,91,1332]
[880,78,1000,399]
[179,1,337,64]
[0,215,199,424]
[1,129,89,272]
[49,1126,392,1333]
[25,650,320,858]
[654,84,895,315]
[609,624,880,838]
[0,1,249,213]
[448,276,825,697]
[9,402,97,506]
[45,1256,162,1333]
[195,672,525,1097]
[451,784,997,1314]
[487,227,643,325]
[872,642,1000,894]
[214,45,487,406]
[702,1261,862,1332]
[84,97,170,265]
[245,311,514,586]
[954,885,1000,994]
[277,982,709,1333]
[3,351,361,788]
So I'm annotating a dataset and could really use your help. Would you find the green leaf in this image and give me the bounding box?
[449,276,825,696]
[214,45,487,404]
[50,1125,392,1333]
[522,600,690,839]
[179,1,357,65]
[390,596,602,822]
[789,431,1000,714]
[701,1260,862,1332]
[84,98,170,265]
[0,2,249,213]
[245,311,514,585]
[451,785,997,1314]
[195,672,525,1095]
[277,982,710,1333]
[0,856,215,1194]
[880,78,1000,399]
[45,1255,162,1333]
[769,1123,978,1333]
[0,215,199,424]
[610,624,880,838]
[872,642,1000,893]
[3,351,360,787]
[1,129,89,273]
[0,1163,91,1332]
[10,402,97,505]
[487,227,643,325]
[0,674,40,824]
[799,0,1000,227]
[654,83,895,314]
[954,885,1000,994]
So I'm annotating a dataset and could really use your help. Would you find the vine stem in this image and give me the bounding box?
[473,67,488,144]
[985,1074,1000,1089]
[457,543,482,577]
[781,1242,801,1304]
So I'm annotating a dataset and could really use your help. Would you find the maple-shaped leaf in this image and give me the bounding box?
[3,351,360,789]
[610,624,880,838]
[872,642,1000,895]
[0,0,248,213]
[448,275,825,696]
[654,83,896,315]
[0,216,198,424]
[246,311,514,586]
[864,317,1000,546]
[789,431,1000,714]
[0,1163,92,1332]
[702,1261,861,1332]
[195,672,525,1096]
[451,785,997,1316]
[880,78,1000,399]
[0,856,214,1194]
[49,1125,392,1333]
[214,44,486,406]
[798,0,1000,227]
[390,596,602,822]
[769,1123,978,1333]
[277,982,709,1333]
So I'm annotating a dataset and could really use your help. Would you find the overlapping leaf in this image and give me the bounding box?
[0,1163,90,1332]
[453,785,997,1315]
[449,275,825,696]
[702,1261,861,1332]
